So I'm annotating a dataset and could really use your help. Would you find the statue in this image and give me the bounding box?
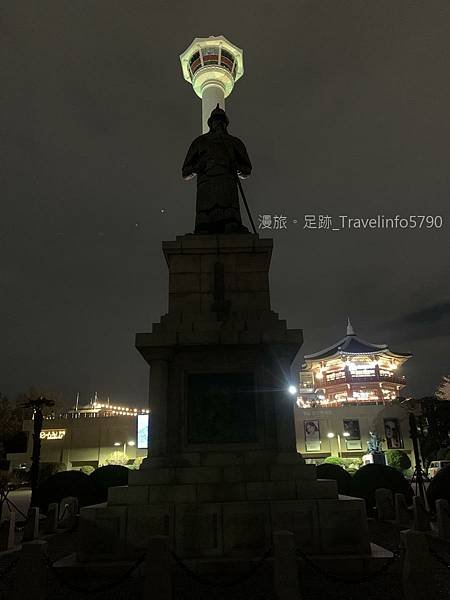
[367,431,383,453]
[182,105,252,234]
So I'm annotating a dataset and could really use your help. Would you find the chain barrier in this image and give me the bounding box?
[45,553,146,594]
[171,546,273,589]
[429,547,450,568]
[5,498,29,522]
[0,557,19,582]
[295,548,401,584]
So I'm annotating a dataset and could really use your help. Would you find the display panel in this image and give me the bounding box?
[137,414,149,449]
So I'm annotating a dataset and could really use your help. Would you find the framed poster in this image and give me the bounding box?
[304,420,321,452]
[384,418,403,449]
[343,419,362,449]
[343,419,361,440]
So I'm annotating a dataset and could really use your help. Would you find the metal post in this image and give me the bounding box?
[408,413,426,502]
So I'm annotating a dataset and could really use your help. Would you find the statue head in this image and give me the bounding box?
[207,104,229,131]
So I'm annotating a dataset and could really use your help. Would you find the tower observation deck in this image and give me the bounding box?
[180,35,244,133]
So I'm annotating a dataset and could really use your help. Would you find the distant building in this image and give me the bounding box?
[7,399,150,471]
[294,320,414,462]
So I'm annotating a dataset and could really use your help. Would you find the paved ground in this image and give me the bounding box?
[0,517,449,599]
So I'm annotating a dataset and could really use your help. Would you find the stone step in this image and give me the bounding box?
[110,478,338,505]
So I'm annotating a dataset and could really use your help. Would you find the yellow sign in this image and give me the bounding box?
[40,430,66,440]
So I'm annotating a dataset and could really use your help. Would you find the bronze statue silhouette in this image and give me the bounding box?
[182,105,252,234]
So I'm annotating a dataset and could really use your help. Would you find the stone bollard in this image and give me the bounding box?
[58,496,78,529]
[436,499,450,540]
[44,503,59,534]
[22,507,40,541]
[13,540,48,600]
[412,496,431,532]
[143,535,172,600]
[395,493,412,528]
[273,530,301,600]
[0,517,13,551]
[400,529,436,600]
[8,510,16,549]
[375,488,395,520]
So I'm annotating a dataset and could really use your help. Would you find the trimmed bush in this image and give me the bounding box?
[36,471,97,513]
[323,456,346,467]
[427,464,450,508]
[79,465,95,475]
[385,450,411,472]
[90,465,129,502]
[352,464,413,516]
[317,463,353,495]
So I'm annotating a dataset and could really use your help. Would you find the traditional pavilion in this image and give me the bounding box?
[298,319,412,408]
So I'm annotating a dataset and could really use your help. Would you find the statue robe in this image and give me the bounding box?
[182,130,252,234]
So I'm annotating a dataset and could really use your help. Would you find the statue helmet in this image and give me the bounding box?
[207,104,229,128]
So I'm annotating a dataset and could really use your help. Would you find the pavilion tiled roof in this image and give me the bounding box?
[304,318,413,361]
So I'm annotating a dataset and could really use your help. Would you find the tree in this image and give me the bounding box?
[436,374,450,401]
[415,396,450,468]
[0,394,24,456]
[385,449,411,472]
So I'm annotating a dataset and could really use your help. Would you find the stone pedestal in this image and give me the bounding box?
[79,234,371,561]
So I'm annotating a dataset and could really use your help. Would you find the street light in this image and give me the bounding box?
[114,441,136,454]
[288,385,298,395]
[327,432,349,458]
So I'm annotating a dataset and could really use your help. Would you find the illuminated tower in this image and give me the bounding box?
[180,35,244,133]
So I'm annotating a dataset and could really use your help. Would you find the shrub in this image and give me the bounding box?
[90,465,129,502]
[323,456,346,467]
[385,450,411,472]
[36,471,97,513]
[427,465,450,509]
[317,463,353,495]
[352,464,413,516]
[323,456,363,474]
[101,451,130,466]
[38,462,66,484]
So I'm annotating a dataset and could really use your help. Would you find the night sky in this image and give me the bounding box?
[1,2,449,407]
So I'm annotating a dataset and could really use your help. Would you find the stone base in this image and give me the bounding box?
[78,460,371,562]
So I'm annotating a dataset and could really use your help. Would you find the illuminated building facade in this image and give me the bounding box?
[294,320,414,461]
[7,400,150,471]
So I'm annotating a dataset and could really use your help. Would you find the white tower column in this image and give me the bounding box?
[180,36,244,133]
[201,82,225,133]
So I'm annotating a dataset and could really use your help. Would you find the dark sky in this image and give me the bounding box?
[1,1,449,407]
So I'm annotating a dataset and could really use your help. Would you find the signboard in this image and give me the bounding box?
[40,430,66,440]
[137,414,149,449]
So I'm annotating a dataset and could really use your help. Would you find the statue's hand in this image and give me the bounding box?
[237,171,249,180]
[183,172,196,181]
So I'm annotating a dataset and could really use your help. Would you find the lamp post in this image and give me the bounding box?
[22,396,55,508]
[114,440,136,457]
[327,432,350,458]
